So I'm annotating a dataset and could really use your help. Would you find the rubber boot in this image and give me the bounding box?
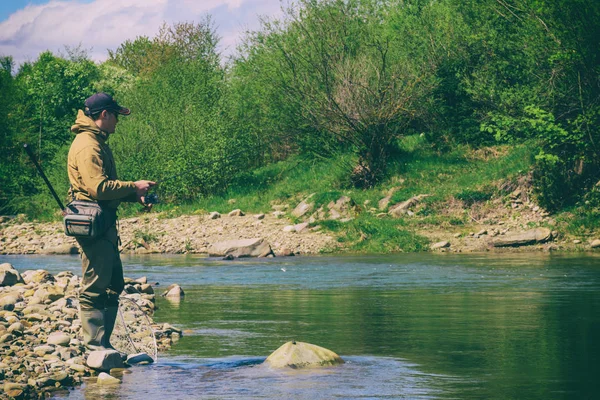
[80,308,106,351]
[103,306,118,350]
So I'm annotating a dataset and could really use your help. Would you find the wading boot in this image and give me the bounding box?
[80,308,106,351]
[103,306,118,350]
[103,306,128,360]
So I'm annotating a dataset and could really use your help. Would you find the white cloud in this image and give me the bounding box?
[0,0,284,66]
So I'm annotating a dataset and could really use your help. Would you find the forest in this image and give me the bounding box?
[1,0,599,225]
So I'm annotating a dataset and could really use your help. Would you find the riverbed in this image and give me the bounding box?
[2,253,599,399]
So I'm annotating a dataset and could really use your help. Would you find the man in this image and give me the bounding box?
[67,92,155,351]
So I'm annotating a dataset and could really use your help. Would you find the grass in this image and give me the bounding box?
[121,135,538,253]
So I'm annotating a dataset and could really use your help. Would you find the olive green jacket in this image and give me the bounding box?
[67,110,136,210]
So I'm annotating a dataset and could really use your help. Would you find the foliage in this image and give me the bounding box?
[1,0,600,228]
[232,0,444,187]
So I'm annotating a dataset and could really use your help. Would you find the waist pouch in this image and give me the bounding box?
[63,200,117,239]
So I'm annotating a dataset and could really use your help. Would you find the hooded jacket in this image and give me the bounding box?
[67,110,136,210]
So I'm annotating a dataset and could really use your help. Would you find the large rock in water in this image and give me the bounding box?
[492,228,552,247]
[264,341,344,369]
[209,238,273,258]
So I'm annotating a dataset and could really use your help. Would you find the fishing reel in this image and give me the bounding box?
[144,193,159,205]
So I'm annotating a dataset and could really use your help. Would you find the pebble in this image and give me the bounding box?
[96,372,121,385]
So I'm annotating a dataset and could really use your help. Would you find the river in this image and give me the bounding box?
[2,252,599,399]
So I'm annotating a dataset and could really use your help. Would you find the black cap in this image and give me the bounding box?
[84,92,131,116]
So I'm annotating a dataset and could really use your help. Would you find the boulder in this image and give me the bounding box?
[590,239,600,248]
[431,241,450,250]
[96,372,121,385]
[388,194,431,218]
[492,228,553,247]
[209,211,221,219]
[86,350,125,371]
[264,341,344,369]
[291,194,316,218]
[0,264,24,286]
[209,238,273,258]
[162,284,185,299]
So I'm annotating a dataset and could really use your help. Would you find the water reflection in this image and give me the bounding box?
[2,253,599,399]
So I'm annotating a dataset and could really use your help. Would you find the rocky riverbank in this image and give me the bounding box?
[0,209,337,257]
[2,187,600,257]
[0,263,181,399]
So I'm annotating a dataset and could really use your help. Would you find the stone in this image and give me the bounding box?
[209,211,221,219]
[291,194,315,218]
[7,322,24,334]
[264,341,344,368]
[96,372,121,385]
[69,363,87,373]
[228,209,245,217]
[0,294,20,310]
[126,353,154,365]
[388,194,431,218]
[0,264,24,286]
[272,211,285,219]
[4,382,26,393]
[33,345,55,356]
[590,239,600,248]
[139,284,154,294]
[209,238,273,258]
[21,269,55,284]
[255,214,265,220]
[47,332,71,346]
[33,285,65,302]
[162,284,185,299]
[278,247,295,257]
[573,239,582,244]
[86,350,125,371]
[40,244,79,255]
[492,228,553,247]
[431,241,450,250]
[294,223,310,233]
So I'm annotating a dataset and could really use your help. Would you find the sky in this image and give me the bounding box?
[0,0,285,67]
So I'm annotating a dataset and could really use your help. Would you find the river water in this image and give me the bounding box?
[2,252,599,399]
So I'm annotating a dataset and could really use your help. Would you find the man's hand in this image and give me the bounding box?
[134,180,156,196]
[134,180,156,212]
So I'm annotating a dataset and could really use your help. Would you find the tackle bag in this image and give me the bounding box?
[63,200,116,238]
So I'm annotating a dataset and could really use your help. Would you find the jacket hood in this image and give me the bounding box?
[71,110,106,139]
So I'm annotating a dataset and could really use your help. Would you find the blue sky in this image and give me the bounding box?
[0,0,284,66]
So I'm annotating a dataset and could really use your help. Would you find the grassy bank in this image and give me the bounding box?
[115,135,574,253]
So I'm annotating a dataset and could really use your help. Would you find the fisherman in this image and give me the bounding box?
[67,92,155,351]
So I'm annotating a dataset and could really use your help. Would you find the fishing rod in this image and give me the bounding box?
[23,143,65,212]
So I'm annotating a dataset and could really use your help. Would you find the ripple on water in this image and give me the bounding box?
[58,356,464,400]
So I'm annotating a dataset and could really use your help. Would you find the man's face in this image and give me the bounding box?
[101,110,119,134]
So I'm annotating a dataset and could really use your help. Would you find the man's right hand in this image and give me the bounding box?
[134,180,156,196]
